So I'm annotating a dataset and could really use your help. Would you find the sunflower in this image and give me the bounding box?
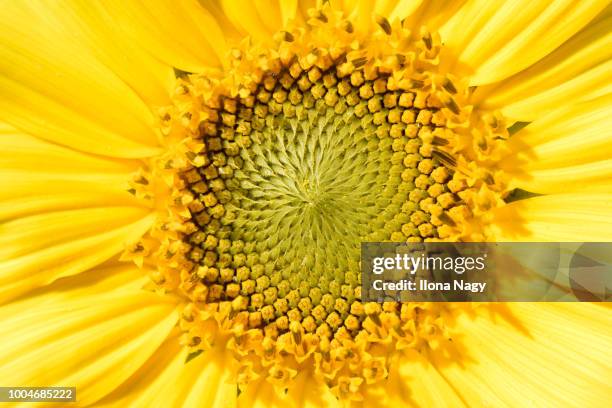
[1,0,611,406]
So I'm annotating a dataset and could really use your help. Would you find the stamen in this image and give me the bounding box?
[375,15,392,35]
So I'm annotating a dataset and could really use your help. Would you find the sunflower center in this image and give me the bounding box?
[129,7,510,400]
[182,59,467,332]
[224,78,407,279]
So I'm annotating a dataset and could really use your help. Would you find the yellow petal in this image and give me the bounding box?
[220,0,278,42]
[0,210,155,303]
[0,288,178,406]
[441,1,546,75]
[441,0,608,85]
[398,0,465,33]
[511,160,612,195]
[0,2,162,158]
[492,194,612,241]
[48,1,175,107]
[237,372,341,408]
[362,350,466,407]
[371,0,421,23]
[279,0,299,26]
[0,124,157,317]
[502,95,612,193]
[397,354,466,407]
[354,0,378,33]
[0,127,138,174]
[0,174,140,222]
[505,95,612,166]
[0,127,141,221]
[254,0,284,32]
[239,382,286,408]
[98,334,237,408]
[434,303,611,406]
[0,207,148,260]
[0,262,149,316]
[96,0,229,73]
[476,13,612,120]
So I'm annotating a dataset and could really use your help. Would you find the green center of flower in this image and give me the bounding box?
[183,64,464,332]
[227,83,405,278]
